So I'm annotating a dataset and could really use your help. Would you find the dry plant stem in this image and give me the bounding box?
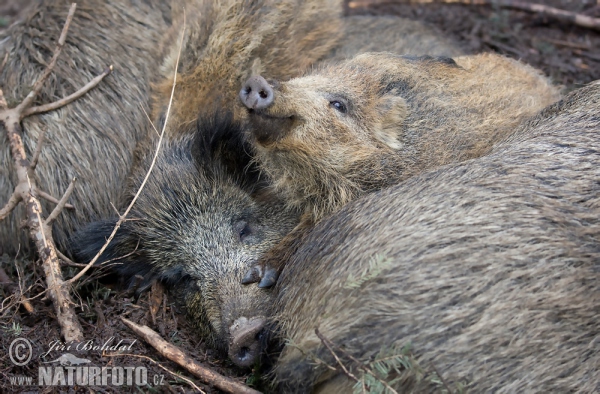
[105,353,206,393]
[347,0,600,31]
[121,318,260,394]
[29,127,46,170]
[0,53,8,74]
[0,2,107,343]
[23,66,113,117]
[430,362,453,394]
[3,115,83,341]
[0,191,20,221]
[314,328,360,383]
[45,177,77,225]
[315,328,399,394]
[68,15,187,284]
[56,249,87,268]
[15,4,77,113]
[0,267,35,313]
[35,188,75,209]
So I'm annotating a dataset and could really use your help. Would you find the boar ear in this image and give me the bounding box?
[69,219,156,291]
[374,94,409,150]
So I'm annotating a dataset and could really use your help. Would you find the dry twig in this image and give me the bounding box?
[348,0,600,31]
[29,127,46,170]
[104,352,207,393]
[45,178,77,225]
[0,3,112,342]
[0,267,34,313]
[56,249,87,268]
[315,328,399,394]
[121,318,260,394]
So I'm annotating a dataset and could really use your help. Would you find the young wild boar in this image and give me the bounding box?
[0,0,171,255]
[151,0,344,137]
[240,52,561,286]
[271,81,600,393]
[71,114,299,369]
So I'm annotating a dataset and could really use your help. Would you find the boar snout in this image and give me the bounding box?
[240,75,275,110]
[228,316,267,368]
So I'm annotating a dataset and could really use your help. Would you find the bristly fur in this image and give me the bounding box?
[272,81,600,394]
[70,110,298,358]
[152,0,344,136]
[71,111,261,289]
[248,52,562,222]
[239,52,561,285]
[0,0,171,255]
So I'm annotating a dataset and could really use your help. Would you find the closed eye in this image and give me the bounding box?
[239,224,252,242]
[234,220,253,243]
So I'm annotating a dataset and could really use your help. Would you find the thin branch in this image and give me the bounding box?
[68,15,187,284]
[0,267,35,314]
[104,353,206,393]
[35,189,75,210]
[45,177,77,225]
[23,66,113,117]
[29,128,47,170]
[141,105,160,138]
[430,362,454,394]
[0,88,7,110]
[347,0,600,31]
[16,3,77,113]
[315,328,399,394]
[28,174,47,248]
[56,249,87,268]
[121,318,260,394]
[0,191,21,221]
[0,3,89,343]
[0,53,8,75]
[315,328,360,383]
[542,38,591,51]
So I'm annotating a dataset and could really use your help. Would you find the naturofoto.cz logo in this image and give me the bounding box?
[6,337,165,388]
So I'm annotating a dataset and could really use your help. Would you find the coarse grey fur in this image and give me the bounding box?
[71,114,299,368]
[272,81,600,393]
[0,0,171,255]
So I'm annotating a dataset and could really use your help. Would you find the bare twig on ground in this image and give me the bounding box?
[56,249,87,268]
[0,3,111,342]
[105,352,207,393]
[0,192,20,221]
[0,267,34,313]
[121,318,261,394]
[347,0,600,31]
[542,38,592,51]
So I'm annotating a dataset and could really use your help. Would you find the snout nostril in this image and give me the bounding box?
[229,316,267,367]
[240,75,274,110]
